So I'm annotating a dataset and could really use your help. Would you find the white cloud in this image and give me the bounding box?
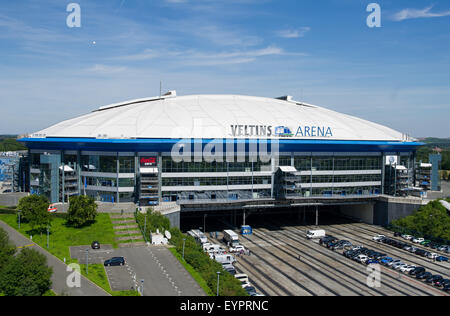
[85,64,128,74]
[277,27,311,39]
[392,6,450,21]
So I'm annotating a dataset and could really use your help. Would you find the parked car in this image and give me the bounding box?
[436,256,449,262]
[394,232,401,237]
[104,257,125,266]
[438,245,449,252]
[229,244,246,253]
[366,259,379,265]
[412,237,425,244]
[416,272,432,280]
[244,285,257,296]
[223,264,236,276]
[356,255,369,264]
[400,265,416,273]
[402,235,413,240]
[427,253,438,260]
[319,236,337,245]
[373,235,386,242]
[393,263,407,270]
[91,241,100,249]
[409,267,426,276]
[388,259,402,267]
[433,278,447,287]
[380,257,393,265]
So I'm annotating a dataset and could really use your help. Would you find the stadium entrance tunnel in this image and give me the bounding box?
[179,203,377,233]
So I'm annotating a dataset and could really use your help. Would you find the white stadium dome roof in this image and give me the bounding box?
[31,93,412,142]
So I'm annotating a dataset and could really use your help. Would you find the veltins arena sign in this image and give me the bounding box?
[230,125,333,138]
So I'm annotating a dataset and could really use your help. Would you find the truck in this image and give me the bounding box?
[306,229,326,239]
[188,229,208,245]
[223,230,240,247]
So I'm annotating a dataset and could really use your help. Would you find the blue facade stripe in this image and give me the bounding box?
[19,138,423,153]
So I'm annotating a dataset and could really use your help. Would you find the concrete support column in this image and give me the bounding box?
[315,205,319,226]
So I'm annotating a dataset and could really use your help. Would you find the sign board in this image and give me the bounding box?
[140,157,157,167]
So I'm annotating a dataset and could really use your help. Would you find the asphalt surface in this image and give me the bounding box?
[0,220,110,296]
[103,246,206,296]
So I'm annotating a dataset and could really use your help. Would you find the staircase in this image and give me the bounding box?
[110,214,146,248]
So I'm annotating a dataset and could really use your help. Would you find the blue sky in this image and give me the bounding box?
[0,0,449,137]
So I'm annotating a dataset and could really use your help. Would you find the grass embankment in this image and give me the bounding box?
[168,247,214,296]
[0,209,139,296]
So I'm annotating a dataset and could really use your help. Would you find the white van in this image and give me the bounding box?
[214,254,235,265]
[306,230,326,239]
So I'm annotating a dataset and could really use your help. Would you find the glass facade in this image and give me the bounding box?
[28,150,415,204]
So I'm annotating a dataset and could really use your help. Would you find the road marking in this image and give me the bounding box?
[16,244,34,249]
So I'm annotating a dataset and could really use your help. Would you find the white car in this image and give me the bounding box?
[402,235,413,240]
[412,238,424,244]
[229,245,246,253]
[428,253,438,259]
[392,262,405,270]
[373,235,386,242]
[356,255,369,264]
[388,259,402,267]
[400,265,416,273]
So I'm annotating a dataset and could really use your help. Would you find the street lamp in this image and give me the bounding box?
[204,214,207,233]
[141,279,144,296]
[17,210,21,230]
[182,238,186,260]
[216,271,221,296]
[46,225,50,248]
[85,249,89,275]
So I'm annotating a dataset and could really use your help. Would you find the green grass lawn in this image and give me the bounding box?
[0,211,138,296]
[0,213,118,260]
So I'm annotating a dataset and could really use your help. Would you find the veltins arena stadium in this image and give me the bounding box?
[19,92,424,227]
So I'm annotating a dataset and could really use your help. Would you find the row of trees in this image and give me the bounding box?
[0,227,53,296]
[135,210,247,296]
[391,199,450,242]
[16,194,99,233]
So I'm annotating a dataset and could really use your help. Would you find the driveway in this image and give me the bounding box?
[78,245,206,296]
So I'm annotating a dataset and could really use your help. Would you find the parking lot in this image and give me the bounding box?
[70,244,206,296]
[206,216,449,296]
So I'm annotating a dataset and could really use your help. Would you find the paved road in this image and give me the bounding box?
[109,246,206,296]
[0,220,110,296]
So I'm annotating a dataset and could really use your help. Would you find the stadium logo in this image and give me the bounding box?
[274,126,294,137]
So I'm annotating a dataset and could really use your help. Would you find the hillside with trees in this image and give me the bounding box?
[0,135,27,152]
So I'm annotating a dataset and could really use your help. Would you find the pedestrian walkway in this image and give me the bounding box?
[0,220,109,296]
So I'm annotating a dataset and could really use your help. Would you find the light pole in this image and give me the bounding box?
[141,279,144,296]
[17,210,21,230]
[85,249,89,275]
[216,271,221,296]
[182,238,186,260]
[144,212,147,242]
[204,214,207,233]
[46,225,50,248]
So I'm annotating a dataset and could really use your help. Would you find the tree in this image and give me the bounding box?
[0,228,16,272]
[16,195,52,234]
[67,195,98,227]
[0,248,52,296]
